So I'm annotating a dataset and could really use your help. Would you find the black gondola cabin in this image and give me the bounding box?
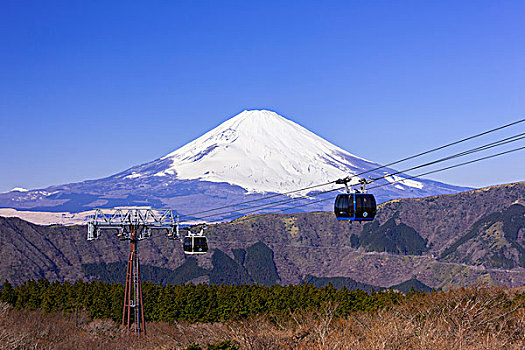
[183,235,208,255]
[334,193,376,221]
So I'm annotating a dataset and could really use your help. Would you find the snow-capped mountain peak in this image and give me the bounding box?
[0,109,470,222]
[148,109,399,194]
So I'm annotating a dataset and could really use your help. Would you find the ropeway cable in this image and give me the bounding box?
[216,187,343,222]
[178,119,524,221]
[177,118,525,220]
[226,144,525,221]
[369,132,525,183]
[276,145,525,215]
[366,145,525,192]
[354,118,525,179]
[187,140,524,223]
[183,185,342,222]
[186,132,525,222]
[178,180,337,219]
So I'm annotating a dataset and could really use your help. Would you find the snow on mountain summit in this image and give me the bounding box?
[0,109,470,222]
[150,109,415,194]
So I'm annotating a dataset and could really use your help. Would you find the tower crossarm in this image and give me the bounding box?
[87,208,179,241]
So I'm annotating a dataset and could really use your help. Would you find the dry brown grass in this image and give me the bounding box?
[0,286,523,349]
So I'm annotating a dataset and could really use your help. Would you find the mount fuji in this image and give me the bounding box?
[0,110,468,224]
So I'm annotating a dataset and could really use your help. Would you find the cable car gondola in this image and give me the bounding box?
[334,193,376,221]
[183,235,208,254]
[334,177,377,221]
[183,226,208,255]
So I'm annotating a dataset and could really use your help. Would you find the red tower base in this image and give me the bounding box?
[122,232,146,335]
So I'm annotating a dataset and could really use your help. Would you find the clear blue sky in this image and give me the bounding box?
[1,1,524,193]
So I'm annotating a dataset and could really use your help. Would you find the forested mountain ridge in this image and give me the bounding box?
[0,182,523,290]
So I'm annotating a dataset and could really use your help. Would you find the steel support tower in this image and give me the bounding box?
[87,208,179,336]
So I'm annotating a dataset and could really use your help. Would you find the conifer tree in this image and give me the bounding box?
[0,279,16,305]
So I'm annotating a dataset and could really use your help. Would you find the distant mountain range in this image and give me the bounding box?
[0,110,468,224]
[1,181,523,290]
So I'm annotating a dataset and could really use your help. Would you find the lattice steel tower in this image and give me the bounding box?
[87,208,180,336]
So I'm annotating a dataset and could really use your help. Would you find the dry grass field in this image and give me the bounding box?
[1,286,524,350]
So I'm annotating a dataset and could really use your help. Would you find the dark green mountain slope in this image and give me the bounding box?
[389,278,434,293]
[244,242,280,286]
[209,249,252,285]
[359,217,428,255]
[440,204,525,268]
